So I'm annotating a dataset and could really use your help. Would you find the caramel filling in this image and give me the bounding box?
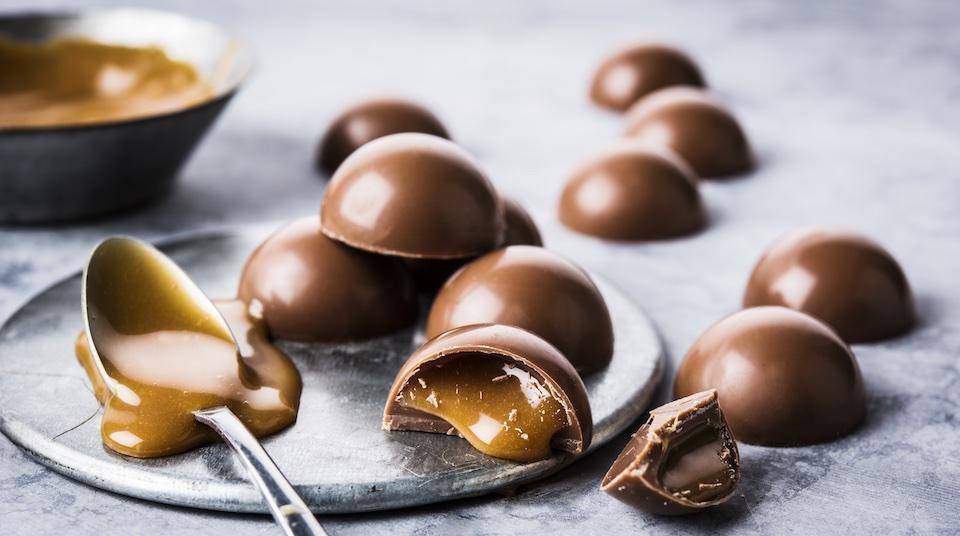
[397,354,569,462]
[76,299,301,458]
[0,37,212,128]
[659,425,736,503]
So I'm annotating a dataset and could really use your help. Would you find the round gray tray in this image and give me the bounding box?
[0,223,663,514]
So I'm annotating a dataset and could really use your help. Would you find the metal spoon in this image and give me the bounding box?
[82,236,325,536]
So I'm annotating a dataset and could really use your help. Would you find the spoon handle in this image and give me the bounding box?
[194,407,326,536]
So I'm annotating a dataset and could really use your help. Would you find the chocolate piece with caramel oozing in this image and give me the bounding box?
[559,143,704,240]
[405,198,543,291]
[427,245,614,373]
[624,87,752,178]
[76,297,301,458]
[383,323,592,462]
[320,133,504,259]
[238,217,418,341]
[315,98,449,175]
[743,228,915,343]
[590,43,705,113]
[675,307,866,446]
[602,390,739,515]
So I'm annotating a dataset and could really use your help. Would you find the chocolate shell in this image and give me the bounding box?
[320,133,504,259]
[559,143,704,240]
[502,198,543,247]
[624,87,752,177]
[590,43,705,112]
[426,245,614,373]
[383,323,593,457]
[743,228,915,343]
[405,198,544,291]
[315,98,449,176]
[238,217,418,341]
[674,307,866,446]
[602,390,739,515]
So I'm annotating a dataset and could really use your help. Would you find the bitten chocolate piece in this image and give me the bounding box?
[559,143,704,240]
[238,217,418,341]
[315,98,449,175]
[320,133,504,259]
[624,87,752,178]
[427,246,614,373]
[383,323,593,462]
[675,307,866,446]
[602,390,739,515]
[743,228,915,343]
[590,43,705,112]
[405,198,543,291]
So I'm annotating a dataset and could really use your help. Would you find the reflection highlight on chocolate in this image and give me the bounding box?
[624,87,752,177]
[590,43,705,113]
[316,98,449,175]
[559,143,704,240]
[427,246,614,374]
[238,217,418,341]
[743,228,914,343]
[320,133,504,259]
[674,306,866,446]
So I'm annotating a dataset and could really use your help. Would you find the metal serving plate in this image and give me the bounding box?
[0,8,254,223]
[0,223,663,514]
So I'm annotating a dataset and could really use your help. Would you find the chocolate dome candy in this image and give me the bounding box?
[590,43,705,112]
[320,133,504,259]
[238,217,418,341]
[624,87,753,177]
[602,390,739,515]
[559,143,704,240]
[674,307,866,446]
[316,98,449,175]
[427,246,614,373]
[383,323,592,462]
[743,228,915,343]
[405,198,543,291]
[502,198,543,247]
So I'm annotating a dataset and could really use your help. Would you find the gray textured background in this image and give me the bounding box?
[1,1,958,534]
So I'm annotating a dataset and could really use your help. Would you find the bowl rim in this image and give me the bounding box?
[0,7,256,134]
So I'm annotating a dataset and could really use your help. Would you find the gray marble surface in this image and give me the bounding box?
[1,0,958,534]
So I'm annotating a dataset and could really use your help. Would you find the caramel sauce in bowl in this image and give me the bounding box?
[0,8,253,222]
[0,38,214,129]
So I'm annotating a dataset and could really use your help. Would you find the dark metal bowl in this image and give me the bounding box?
[0,8,254,223]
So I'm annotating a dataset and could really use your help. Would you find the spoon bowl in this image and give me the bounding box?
[82,236,323,535]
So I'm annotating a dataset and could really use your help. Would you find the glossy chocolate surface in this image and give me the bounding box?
[743,228,915,343]
[0,37,211,128]
[624,87,753,177]
[674,307,866,446]
[426,246,614,373]
[320,133,504,259]
[238,217,418,341]
[602,390,739,515]
[315,98,449,175]
[559,143,704,240]
[590,43,705,112]
[383,323,593,457]
[79,236,301,458]
[405,198,543,291]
